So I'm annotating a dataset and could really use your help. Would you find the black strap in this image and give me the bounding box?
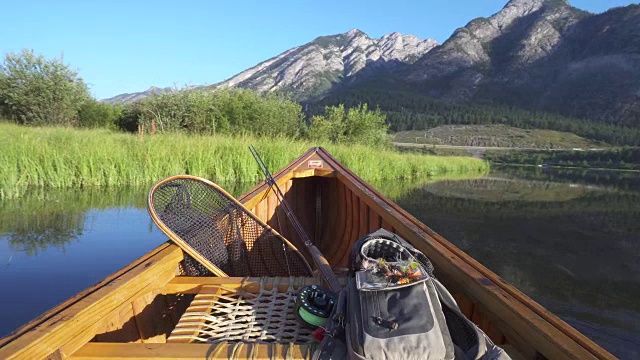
[315,289,348,360]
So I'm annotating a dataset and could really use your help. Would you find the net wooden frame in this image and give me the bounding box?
[148,175,313,277]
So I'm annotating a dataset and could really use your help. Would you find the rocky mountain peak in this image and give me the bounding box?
[392,0,639,122]
[214,29,438,99]
[346,28,365,37]
[505,0,568,6]
[410,0,583,83]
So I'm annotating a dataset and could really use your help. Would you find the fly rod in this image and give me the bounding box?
[249,145,341,293]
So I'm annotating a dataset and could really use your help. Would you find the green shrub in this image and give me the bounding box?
[309,104,389,145]
[0,49,90,126]
[132,88,305,137]
[78,100,122,129]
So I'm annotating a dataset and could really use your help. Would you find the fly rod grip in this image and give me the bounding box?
[307,243,341,292]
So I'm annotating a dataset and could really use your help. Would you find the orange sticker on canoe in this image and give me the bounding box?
[308,160,323,168]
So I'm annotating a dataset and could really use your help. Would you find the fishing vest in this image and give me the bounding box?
[343,229,510,360]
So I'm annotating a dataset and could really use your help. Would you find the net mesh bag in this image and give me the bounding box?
[149,176,312,277]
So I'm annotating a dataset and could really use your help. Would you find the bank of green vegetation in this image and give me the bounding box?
[0,123,489,199]
[0,50,489,199]
[0,50,390,144]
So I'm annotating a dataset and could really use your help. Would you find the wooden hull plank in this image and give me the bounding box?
[60,267,177,357]
[69,342,315,360]
[159,276,334,295]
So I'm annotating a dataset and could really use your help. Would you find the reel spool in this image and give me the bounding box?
[295,285,337,328]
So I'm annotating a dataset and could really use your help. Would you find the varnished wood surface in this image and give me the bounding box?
[159,276,340,295]
[69,342,315,360]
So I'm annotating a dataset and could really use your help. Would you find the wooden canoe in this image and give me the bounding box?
[0,147,616,360]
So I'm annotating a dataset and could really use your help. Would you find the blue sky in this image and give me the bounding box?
[1,0,636,99]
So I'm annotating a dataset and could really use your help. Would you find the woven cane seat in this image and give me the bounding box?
[168,277,316,345]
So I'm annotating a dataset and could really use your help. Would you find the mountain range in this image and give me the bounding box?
[104,0,640,125]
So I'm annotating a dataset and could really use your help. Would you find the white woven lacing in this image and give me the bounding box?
[168,276,315,344]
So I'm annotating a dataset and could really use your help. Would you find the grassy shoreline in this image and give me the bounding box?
[2,123,489,199]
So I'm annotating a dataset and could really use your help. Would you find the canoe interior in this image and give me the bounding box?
[0,147,614,360]
[245,174,526,352]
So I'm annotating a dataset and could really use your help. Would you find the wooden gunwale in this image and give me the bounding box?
[0,244,183,360]
[0,242,175,348]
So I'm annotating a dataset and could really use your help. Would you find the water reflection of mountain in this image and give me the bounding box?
[494,165,640,192]
[421,177,597,202]
[408,178,640,227]
[393,176,640,313]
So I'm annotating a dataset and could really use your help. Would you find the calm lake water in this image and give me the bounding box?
[0,167,638,358]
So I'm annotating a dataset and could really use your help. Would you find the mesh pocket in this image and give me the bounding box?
[360,238,412,264]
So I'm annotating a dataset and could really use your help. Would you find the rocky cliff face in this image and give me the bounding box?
[390,0,640,123]
[103,30,437,103]
[404,0,588,96]
[215,29,437,99]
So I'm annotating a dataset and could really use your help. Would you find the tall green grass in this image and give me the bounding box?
[1,123,489,198]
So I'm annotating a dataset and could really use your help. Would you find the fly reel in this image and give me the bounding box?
[295,285,337,328]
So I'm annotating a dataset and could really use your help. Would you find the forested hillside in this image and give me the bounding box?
[308,87,640,146]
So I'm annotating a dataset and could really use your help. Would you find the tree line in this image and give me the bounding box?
[485,147,640,170]
[309,87,640,146]
[0,50,388,145]
[4,49,640,147]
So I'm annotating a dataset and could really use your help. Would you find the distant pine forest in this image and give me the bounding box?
[309,87,640,147]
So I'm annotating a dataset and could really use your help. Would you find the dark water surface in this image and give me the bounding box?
[0,168,638,358]
[392,167,640,359]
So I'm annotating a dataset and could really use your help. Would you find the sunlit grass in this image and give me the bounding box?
[1,123,490,198]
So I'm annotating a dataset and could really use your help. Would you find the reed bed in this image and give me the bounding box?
[1,123,489,199]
